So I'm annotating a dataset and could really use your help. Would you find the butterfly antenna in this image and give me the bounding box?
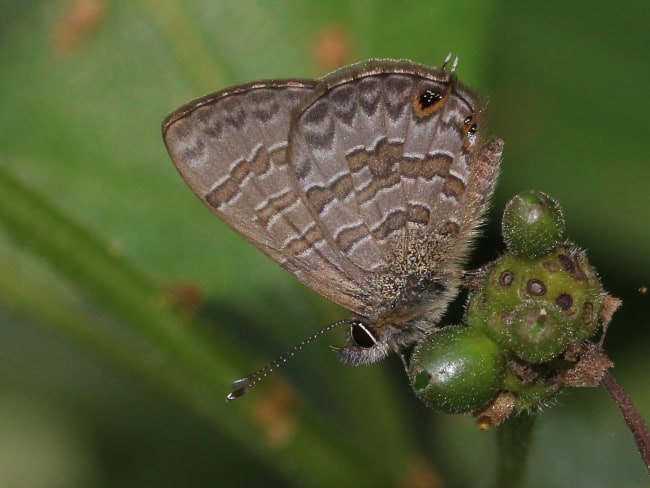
[450,55,459,73]
[441,52,453,69]
[226,319,353,401]
[441,53,459,73]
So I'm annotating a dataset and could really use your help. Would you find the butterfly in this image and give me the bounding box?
[162,56,503,399]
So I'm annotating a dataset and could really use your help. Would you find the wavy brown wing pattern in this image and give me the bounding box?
[163,59,503,349]
[163,79,377,315]
[289,60,502,319]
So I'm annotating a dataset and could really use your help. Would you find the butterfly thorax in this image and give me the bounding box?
[337,269,462,366]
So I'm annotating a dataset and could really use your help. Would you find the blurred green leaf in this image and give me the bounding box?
[0,0,648,487]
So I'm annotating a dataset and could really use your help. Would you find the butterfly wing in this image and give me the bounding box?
[163,61,502,322]
[163,80,380,315]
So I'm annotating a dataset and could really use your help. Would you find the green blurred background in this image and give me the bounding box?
[0,1,648,487]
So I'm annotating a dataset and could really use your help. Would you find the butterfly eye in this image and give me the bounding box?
[350,321,378,349]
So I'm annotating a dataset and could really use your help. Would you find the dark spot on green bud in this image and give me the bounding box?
[499,270,514,287]
[557,254,575,273]
[556,293,573,310]
[527,279,546,296]
[542,259,559,272]
[412,371,432,391]
[557,248,589,281]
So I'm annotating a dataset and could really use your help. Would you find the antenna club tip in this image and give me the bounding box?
[226,388,247,402]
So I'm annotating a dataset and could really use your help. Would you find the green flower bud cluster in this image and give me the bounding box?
[409,191,611,423]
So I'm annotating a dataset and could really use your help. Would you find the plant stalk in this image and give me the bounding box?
[493,413,537,488]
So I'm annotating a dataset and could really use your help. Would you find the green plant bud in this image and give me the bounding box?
[508,301,572,362]
[502,190,565,259]
[409,326,506,414]
[467,245,604,359]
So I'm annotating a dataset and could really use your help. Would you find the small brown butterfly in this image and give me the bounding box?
[162,56,503,399]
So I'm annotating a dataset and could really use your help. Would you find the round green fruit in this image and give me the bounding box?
[502,190,565,259]
[409,326,506,413]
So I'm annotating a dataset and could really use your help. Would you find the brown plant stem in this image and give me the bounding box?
[601,370,650,475]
